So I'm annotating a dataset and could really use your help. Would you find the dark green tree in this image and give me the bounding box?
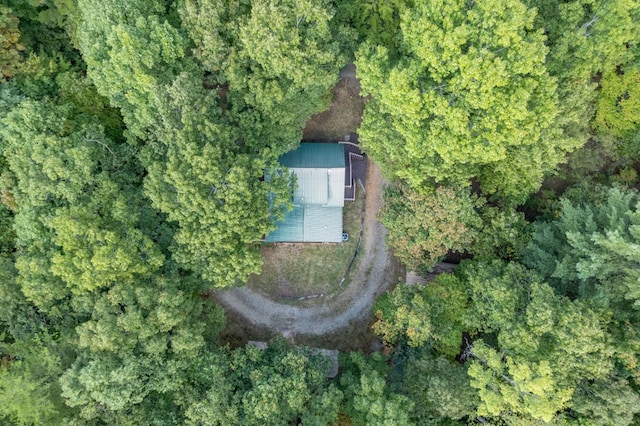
[339,352,414,426]
[571,378,640,426]
[143,74,294,287]
[524,186,640,312]
[227,0,346,139]
[181,0,348,149]
[0,98,152,312]
[336,0,413,47]
[60,271,224,423]
[77,0,190,139]
[528,0,640,161]
[524,185,640,385]
[400,351,476,424]
[185,341,342,425]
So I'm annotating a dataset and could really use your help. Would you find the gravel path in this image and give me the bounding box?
[215,162,398,337]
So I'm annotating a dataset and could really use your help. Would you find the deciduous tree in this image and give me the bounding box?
[380,185,483,272]
[143,74,294,287]
[402,351,477,423]
[0,6,23,80]
[357,0,572,202]
[339,352,413,426]
[373,273,468,357]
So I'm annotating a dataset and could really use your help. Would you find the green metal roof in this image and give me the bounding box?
[303,206,343,242]
[266,143,345,243]
[266,206,343,243]
[266,206,304,242]
[279,143,345,168]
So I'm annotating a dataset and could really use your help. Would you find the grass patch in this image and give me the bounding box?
[247,189,364,300]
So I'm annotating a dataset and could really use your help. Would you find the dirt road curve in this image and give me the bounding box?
[215,162,398,337]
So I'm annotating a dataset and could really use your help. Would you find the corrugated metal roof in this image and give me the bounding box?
[303,206,343,242]
[266,143,345,243]
[266,206,304,242]
[290,168,344,207]
[279,143,345,168]
[266,206,342,243]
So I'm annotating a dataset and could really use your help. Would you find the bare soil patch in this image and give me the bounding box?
[303,63,365,142]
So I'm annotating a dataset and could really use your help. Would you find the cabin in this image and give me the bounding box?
[266,143,347,243]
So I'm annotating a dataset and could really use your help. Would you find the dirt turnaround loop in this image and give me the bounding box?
[215,162,401,338]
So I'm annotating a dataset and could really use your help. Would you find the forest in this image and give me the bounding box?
[0,0,639,424]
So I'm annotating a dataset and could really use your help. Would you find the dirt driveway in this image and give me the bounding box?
[215,161,402,338]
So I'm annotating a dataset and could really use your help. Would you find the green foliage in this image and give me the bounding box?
[373,273,468,357]
[49,184,165,294]
[178,0,241,74]
[225,0,347,146]
[595,67,640,138]
[460,260,530,335]
[531,0,640,82]
[60,274,222,422]
[572,378,640,425]
[594,66,640,163]
[180,0,348,148]
[77,0,191,139]
[463,262,617,423]
[381,185,483,272]
[372,259,620,424]
[0,193,14,256]
[357,0,572,203]
[143,74,294,287]
[339,352,414,426]
[468,342,573,424]
[185,342,342,426]
[0,256,58,345]
[74,275,210,357]
[2,0,639,423]
[381,184,530,271]
[238,346,341,425]
[523,185,640,385]
[0,98,151,311]
[0,6,24,80]
[336,0,413,47]
[524,186,640,314]
[462,261,614,384]
[2,0,81,75]
[471,204,530,262]
[402,350,477,423]
[529,0,640,152]
[384,182,532,272]
[0,334,73,424]
[77,0,343,287]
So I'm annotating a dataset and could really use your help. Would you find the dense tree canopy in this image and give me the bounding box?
[141,73,293,287]
[74,0,346,287]
[374,257,636,424]
[1,0,639,424]
[357,0,577,203]
[0,6,23,79]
